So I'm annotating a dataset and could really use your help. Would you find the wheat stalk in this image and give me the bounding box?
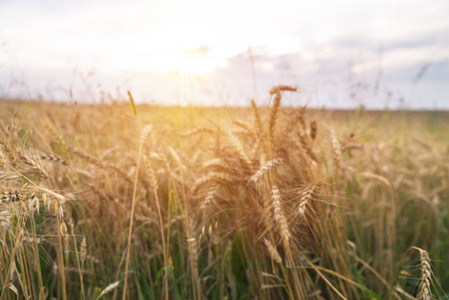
[250,158,284,183]
[228,133,253,172]
[39,154,68,165]
[200,184,218,210]
[413,247,433,300]
[80,237,87,264]
[168,146,187,171]
[268,92,281,147]
[45,122,68,152]
[123,125,150,300]
[143,155,159,191]
[329,128,342,173]
[97,281,121,299]
[264,238,282,264]
[70,146,132,183]
[149,151,181,182]
[299,186,315,217]
[232,120,257,136]
[19,151,49,179]
[0,210,11,231]
[271,185,290,246]
[200,158,229,171]
[192,172,232,192]
[310,121,317,140]
[179,127,213,137]
[269,85,297,95]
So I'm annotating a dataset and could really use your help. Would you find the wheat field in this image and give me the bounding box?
[0,88,448,299]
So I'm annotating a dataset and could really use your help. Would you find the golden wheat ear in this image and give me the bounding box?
[269,85,297,95]
[271,185,290,246]
[412,247,433,300]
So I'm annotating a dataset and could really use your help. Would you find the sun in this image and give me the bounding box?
[171,47,228,77]
[174,54,215,76]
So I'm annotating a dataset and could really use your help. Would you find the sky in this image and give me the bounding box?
[0,0,448,109]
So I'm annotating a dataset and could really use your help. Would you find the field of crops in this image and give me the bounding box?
[0,88,448,299]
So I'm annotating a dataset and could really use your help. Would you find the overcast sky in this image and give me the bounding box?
[0,0,448,109]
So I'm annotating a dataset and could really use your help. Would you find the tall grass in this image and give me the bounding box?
[0,92,448,299]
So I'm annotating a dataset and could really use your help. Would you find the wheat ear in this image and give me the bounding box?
[413,247,432,300]
[271,185,290,246]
